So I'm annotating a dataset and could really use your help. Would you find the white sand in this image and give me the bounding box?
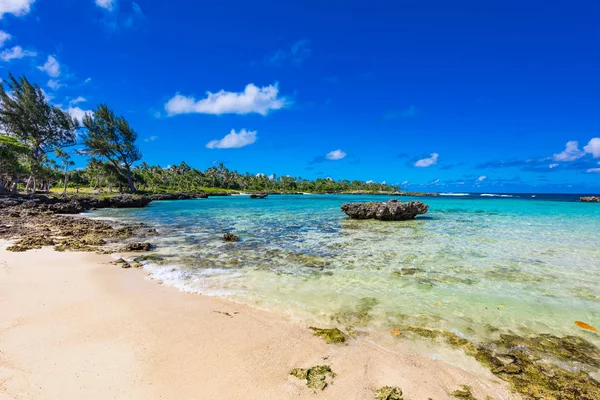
[0,247,517,399]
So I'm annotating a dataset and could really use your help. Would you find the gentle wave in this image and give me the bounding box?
[480,193,516,198]
[439,193,470,196]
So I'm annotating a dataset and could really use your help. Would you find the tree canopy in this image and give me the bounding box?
[82,104,142,192]
[0,74,78,162]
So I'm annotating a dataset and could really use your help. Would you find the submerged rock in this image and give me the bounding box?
[332,297,380,328]
[250,193,268,199]
[290,365,335,390]
[341,199,428,221]
[120,242,153,252]
[133,253,164,263]
[309,327,347,344]
[374,386,404,400]
[223,233,239,242]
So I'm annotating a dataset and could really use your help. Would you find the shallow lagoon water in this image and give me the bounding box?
[91,194,600,346]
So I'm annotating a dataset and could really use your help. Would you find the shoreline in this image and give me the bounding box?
[0,245,516,399]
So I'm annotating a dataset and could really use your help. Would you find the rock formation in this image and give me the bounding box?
[581,196,600,203]
[223,233,239,242]
[341,199,428,221]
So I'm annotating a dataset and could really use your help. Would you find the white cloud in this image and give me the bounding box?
[206,129,257,149]
[0,0,35,18]
[144,135,158,143]
[37,55,60,77]
[0,30,11,47]
[587,167,600,173]
[165,83,287,116]
[84,77,92,84]
[477,175,487,182]
[67,107,93,123]
[95,0,115,11]
[325,149,347,160]
[414,153,439,167]
[584,138,600,158]
[69,96,86,106]
[553,140,585,162]
[47,79,64,90]
[549,163,558,169]
[0,45,36,61]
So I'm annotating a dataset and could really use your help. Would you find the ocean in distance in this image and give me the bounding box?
[90,193,600,349]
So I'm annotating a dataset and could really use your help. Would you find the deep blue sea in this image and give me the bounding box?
[90,193,600,346]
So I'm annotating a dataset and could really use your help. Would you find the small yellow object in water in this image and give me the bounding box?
[391,328,401,336]
[575,321,599,332]
[498,304,505,309]
[434,301,443,306]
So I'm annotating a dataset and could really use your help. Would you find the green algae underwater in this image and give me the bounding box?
[91,194,600,398]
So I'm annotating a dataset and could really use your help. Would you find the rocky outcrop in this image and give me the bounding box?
[341,199,428,221]
[0,194,152,214]
[120,242,153,252]
[250,193,268,199]
[581,197,600,203]
[223,233,239,242]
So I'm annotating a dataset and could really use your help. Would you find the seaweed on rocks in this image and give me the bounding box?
[309,327,347,344]
[290,365,335,390]
[402,326,600,399]
[451,385,477,399]
[374,386,403,400]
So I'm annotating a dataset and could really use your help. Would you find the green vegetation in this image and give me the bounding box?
[0,74,411,196]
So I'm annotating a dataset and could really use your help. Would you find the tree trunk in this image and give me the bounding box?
[62,171,68,195]
[126,169,137,193]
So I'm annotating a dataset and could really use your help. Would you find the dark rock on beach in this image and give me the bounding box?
[0,194,155,253]
[0,194,152,214]
[341,199,428,221]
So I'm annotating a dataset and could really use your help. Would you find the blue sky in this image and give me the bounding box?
[1,0,599,193]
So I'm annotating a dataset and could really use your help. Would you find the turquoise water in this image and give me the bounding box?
[91,194,600,346]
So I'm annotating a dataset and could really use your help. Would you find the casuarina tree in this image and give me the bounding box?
[82,105,142,193]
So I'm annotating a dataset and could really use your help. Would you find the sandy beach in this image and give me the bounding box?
[0,245,518,400]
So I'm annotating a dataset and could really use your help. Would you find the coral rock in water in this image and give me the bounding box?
[581,196,600,203]
[223,233,239,242]
[120,242,153,252]
[341,199,428,221]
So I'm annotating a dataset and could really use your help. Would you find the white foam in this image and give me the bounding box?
[143,263,241,296]
[439,193,470,196]
[480,193,515,198]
